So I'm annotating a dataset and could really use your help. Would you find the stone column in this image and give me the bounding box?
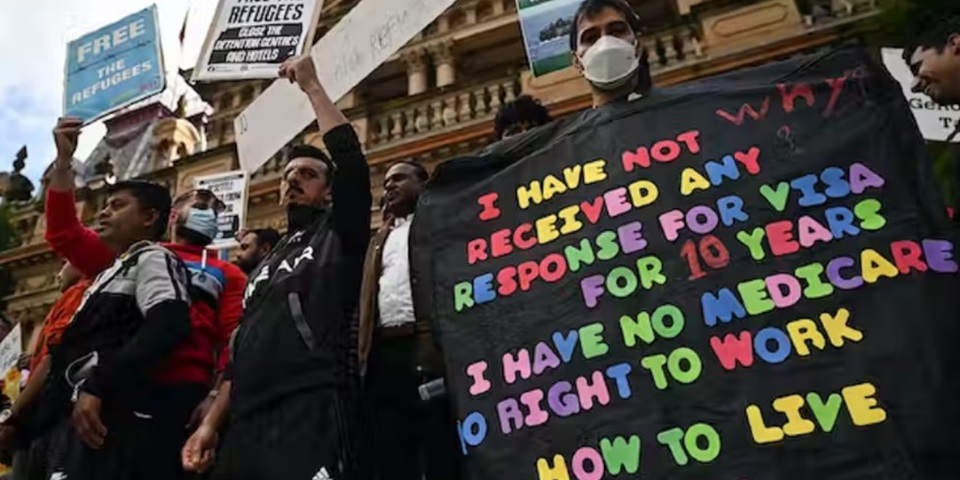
[405,49,429,96]
[432,42,456,88]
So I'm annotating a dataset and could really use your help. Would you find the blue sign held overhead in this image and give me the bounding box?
[64,5,165,123]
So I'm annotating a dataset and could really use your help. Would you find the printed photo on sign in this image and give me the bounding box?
[412,48,960,480]
[193,0,323,82]
[516,0,580,77]
[881,48,960,143]
[63,6,165,124]
[196,170,249,248]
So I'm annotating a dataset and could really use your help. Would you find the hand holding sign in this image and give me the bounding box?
[278,55,323,95]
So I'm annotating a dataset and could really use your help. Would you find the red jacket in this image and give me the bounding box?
[44,189,246,385]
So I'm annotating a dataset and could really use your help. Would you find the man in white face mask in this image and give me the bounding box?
[570,0,651,108]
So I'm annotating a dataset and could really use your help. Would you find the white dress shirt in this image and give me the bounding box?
[378,215,416,327]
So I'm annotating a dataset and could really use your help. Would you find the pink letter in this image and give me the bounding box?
[466,361,491,396]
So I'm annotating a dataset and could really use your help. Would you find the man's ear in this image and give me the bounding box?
[949,33,960,54]
[143,209,162,234]
[572,51,584,74]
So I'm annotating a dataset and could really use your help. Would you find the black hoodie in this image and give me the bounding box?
[229,124,371,418]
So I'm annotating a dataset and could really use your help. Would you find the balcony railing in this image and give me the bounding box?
[367,73,521,149]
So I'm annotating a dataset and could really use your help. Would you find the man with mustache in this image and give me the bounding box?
[183,54,370,480]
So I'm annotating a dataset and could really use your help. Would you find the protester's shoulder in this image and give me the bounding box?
[130,242,187,276]
[217,260,248,284]
[323,123,362,154]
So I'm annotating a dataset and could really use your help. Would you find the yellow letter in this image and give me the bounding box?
[583,160,608,184]
[628,180,659,208]
[786,319,826,356]
[517,180,543,209]
[772,395,816,436]
[860,249,898,284]
[535,215,561,244]
[679,167,711,196]
[819,308,863,347]
[746,405,784,444]
[842,383,887,427]
[557,205,584,235]
[561,164,583,190]
[542,175,568,202]
[537,455,571,480]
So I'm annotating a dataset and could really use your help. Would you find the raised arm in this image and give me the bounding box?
[47,117,116,277]
[279,55,372,252]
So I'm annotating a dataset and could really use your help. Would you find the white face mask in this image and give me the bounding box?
[580,35,640,91]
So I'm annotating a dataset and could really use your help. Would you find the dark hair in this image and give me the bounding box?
[287,144,335,184]
[568,0,641,52]
[902,11,960,66]
[388,159,429,182]
[106,180,172,240]
[494,95,553,139]
[249,228,281,250]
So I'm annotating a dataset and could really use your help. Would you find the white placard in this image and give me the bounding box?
[195,170,250,249]
[882,48,960,143]
[0,325,22,375]
[193,0,324,82]
[234,0,458,173]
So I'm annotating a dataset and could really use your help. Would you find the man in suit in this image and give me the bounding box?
[358,160,462,480]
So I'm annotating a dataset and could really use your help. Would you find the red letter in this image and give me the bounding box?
[490,229,513,258]
[497,266,519,296]
[467,238,488,265]
[716,97,770,125]
[733,147,762,175]
[765,220,800,257]
[823,74,849,118]
[517,261,540,291]
[891,240,928,274]
[710,332,755,370]
[777,82,815,113]
[676,130,701,154]
[513,223,537,250]
[622,146,651,172]
[478,192,501,221]
[651,140,680,163]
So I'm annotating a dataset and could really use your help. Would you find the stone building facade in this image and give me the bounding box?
[0,0,882,351]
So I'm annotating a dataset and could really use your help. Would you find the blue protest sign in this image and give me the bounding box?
[64,6,165,123]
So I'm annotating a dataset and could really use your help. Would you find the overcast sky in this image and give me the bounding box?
[0,0,218,184]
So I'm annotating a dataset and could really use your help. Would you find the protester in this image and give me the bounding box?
[235,228,281,275]
[0,263,89,479]
[30,152,192,479]
[358,160,462,480]
[570,0,652,107]
[493,95,554,140]
[905,14,960,107]
[37,117,246,479]
[182,54,371,480]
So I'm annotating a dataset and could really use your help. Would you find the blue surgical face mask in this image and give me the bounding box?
[184,207,220,241]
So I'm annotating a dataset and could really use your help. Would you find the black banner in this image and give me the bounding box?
[208,23,302,65]
[412,48,960,479]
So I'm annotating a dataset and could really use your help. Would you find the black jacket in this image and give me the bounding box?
[229,124,371,418]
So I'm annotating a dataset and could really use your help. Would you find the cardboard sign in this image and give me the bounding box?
[64,6,165,124]
[516,0,580,77]
[195,170,249,248]
[881,48,960,143]
[193,0,324,82]
[412,49,960,479]
[234,0,458,174]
